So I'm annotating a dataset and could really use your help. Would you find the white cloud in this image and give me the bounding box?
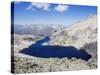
[54,4,69,12]
[26,3,69,12]
[26,2,50,11]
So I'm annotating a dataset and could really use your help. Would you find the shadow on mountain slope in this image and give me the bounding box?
[81,41,97,57]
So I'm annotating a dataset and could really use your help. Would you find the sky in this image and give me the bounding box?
[11,1,97,26]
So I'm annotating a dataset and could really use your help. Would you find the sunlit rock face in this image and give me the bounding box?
[49,15,97,57]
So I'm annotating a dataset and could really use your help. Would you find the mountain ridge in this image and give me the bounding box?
[13,24,65,36]
[49,15,97,57]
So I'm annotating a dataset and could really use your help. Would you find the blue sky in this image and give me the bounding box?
[12,1,97,26]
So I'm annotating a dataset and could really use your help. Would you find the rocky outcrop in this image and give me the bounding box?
[49,15,97,57]
[13,55,97,73]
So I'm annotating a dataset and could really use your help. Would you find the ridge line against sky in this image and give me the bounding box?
[12,1,97,26]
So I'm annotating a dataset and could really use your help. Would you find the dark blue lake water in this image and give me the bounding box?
[20,36,91,61]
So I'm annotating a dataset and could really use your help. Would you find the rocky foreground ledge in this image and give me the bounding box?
[12,53,97,74]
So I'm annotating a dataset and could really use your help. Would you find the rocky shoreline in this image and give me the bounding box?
[13,53,97,74]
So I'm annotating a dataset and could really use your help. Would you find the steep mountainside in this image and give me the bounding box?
[49,15,97,57]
